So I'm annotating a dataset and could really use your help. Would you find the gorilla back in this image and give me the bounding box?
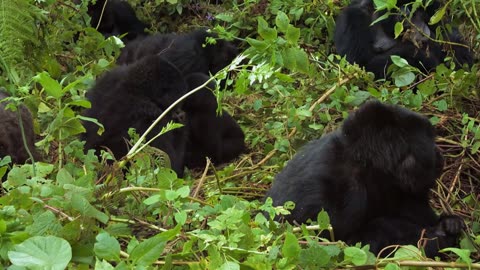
[117,29,238,76]
[265,101,463,257]
[82,55,188,176]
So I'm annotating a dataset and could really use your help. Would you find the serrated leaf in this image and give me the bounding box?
[94,231,121,261]
[8,236,72,270]
[246,38,268,51]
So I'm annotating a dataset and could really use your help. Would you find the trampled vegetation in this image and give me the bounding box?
[0,0,479,269]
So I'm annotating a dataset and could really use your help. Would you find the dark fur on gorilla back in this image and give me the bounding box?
[117,29,238,76]
[0,91,39,164]
[82,55,188,177]
[265,101,464,257]
[88,0,148,42]
[183,73,245,169]
[334,0,473,78]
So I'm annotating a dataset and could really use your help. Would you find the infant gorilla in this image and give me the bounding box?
[265,101,463,257]
[0,91,38,165]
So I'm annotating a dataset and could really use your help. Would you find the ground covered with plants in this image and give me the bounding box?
[0,0,479,269]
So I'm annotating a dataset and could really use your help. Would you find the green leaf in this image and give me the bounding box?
[282,232,300,259]
[393,245,421,259]
[394,21,404,39]
[71,193,109,224]
[257,17,277,41]
[344,247,367,266]
[246,38,269,51]
[219,261,240,270]
[384,263,401,270]
[8,236,72,270]
[317,210,330,230]
[34,72,63,99]
[285,25,300,45]
[299,245,330,267]
[275,11,290,33]
[174,211,187,225]
[390,55,409,67]
[429,5,447,25]
[393,69,415,87]
[442,248,472,265]
[94,231,121,261]
[176,186,190,198]
[129,226,181,266]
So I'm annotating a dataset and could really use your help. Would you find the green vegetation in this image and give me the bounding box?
[0,0,479,268]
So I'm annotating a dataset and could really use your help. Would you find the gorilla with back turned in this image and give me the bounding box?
[117,29,238,77]
[183,73,245,169]
[82,55,188,177]
[265,101,463,257]
[334,0,473,78]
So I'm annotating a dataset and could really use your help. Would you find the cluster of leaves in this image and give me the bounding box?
[0,0,479,269]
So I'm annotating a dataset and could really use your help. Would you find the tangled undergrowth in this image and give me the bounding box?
[0,0,479,269]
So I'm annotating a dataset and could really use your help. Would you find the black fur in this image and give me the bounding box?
[117,29,238,76]
[183,73,245,169]
[334,0,473,78]
[82,55,188,177]
[0,91,39,164]
[88,0,148,42]
[265,100,463,257]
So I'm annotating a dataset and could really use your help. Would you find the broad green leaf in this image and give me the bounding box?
[442,248,472,265]
[174,211,187,225]
[285,25,300,45]
[129,225,181,266]
[257,17,277,41]
[275,11,290,33]
[176,186,190,198]
[393,69,415,87]
[246,38,268,51]
[299,245,330,267]
[219,261,240,270]
[8,236,72,270]
[393,245,421,259]
[34,72,62,99]
[317,210,330,230]
[390,55,409,67]
[71,194,109,224]
[344,247,367,265]
[384,263,401,270]
[282,232,300,259]
[94,231,121,261]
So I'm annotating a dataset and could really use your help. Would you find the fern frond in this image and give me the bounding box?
[0,0,39,82]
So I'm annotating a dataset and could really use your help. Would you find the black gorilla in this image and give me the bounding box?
[334,0,473,78]
[0,91,39,164]
[117,29,238,76]
[88,0,148,42]
[82,55,188,177]
[183,73,245,169]
[265,101,464,257]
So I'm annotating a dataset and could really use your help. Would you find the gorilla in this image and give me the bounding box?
[0,91,39,164]
[183,73,245,169]
[117,29,238,77]
[88,0,148,42]
[82,55,188,177]
[265,101,464,257]
[334,0,473,78]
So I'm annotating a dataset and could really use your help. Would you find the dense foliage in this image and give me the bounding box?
[0,0,479,268]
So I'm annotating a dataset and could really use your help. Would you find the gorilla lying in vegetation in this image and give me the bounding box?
[117,29,238,76]
[82,55,188,177]
[265,101,464,257]
[183,73,245,169]
[0,91,38,164]
[88,0,148,42]
[334,0,473,78]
